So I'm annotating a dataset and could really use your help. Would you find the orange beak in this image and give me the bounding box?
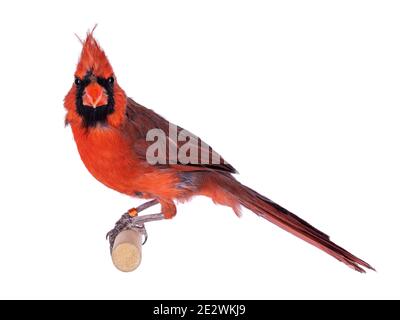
[83,82,108,107]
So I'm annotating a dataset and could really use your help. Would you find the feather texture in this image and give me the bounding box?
[64,31,374,272]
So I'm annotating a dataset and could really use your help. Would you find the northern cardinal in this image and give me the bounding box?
[64,30,373,272]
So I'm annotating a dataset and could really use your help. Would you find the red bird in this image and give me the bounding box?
[65,30,373,272]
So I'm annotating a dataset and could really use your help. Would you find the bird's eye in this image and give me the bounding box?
[107,77,114,84]
[74,78,82,86]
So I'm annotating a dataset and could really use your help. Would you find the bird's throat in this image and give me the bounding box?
[76,104,114,128]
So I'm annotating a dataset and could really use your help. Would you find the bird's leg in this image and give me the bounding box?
[127,199,160,217]
[106,199,164,252]
[160,200,177,219]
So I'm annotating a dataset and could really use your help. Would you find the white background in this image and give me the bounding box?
[0,1,399,299]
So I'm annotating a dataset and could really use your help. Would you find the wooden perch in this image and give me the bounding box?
[109,211,164,272]
[111,229,142,272]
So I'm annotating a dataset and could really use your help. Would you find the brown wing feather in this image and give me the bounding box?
[123,98,237,173]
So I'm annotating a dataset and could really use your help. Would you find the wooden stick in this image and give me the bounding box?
[111,229,142,272]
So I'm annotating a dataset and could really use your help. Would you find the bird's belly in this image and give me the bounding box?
[72,126,181,199]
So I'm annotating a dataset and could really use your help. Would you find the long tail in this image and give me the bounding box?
[202,173,374,272]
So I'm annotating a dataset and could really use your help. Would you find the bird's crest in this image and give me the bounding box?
[75,25,114,78]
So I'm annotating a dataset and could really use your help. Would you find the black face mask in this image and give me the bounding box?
[75,71,115,128]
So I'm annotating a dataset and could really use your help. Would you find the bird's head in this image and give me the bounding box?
[64,30,127,128]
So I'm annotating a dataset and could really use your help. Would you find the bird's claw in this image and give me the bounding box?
[106,212,148,253]
[106,212,164,253]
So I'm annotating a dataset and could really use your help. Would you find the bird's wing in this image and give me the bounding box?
[123,98,237,173]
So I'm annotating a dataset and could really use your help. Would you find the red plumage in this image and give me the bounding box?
[65,30,373,272]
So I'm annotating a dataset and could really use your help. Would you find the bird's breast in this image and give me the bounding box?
[72,126,140,195]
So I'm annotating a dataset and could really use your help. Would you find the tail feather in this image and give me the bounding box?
[210,174,374,272]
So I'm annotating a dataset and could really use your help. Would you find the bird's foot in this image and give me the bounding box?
[106,212,164,253]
